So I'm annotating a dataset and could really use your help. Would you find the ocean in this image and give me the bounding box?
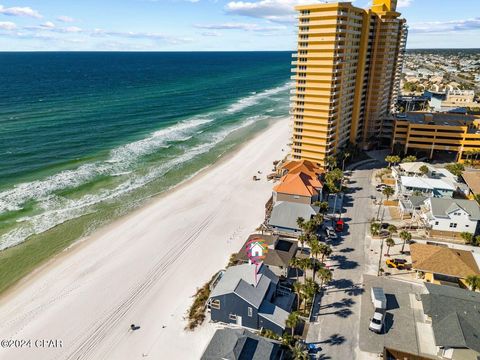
[0,52,291,251]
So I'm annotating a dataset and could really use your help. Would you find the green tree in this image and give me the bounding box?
[445,163,465,177]
[419,165,429,175]
[309,238,321,260]
[341,151,351,171]
[317,267,333,290]
[296,217,305,230]
[286,311,301,337]
[385,237,395,256]
[289,342,308,360]
[465,275,480,292]
[382,186,395,202]
[290,257,301,280]
[313,201,329,214]
[299,258,312,282]
[475,194,480,206]
[385,155,401,168]
[387,224,398,235]
[402,155,417,163]
[461,232,474,244]
[293,281,303,310]
[325,156,337,171]
[319,243,333,262]
[370,222,381,237]
[399,230,412,253]
[298,234,309,250]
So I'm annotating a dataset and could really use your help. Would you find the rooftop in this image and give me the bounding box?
[395,112,478,127]
[201,328,281,360]
[235,234,298,268]
[428,197,480,220]
[462,170,480,195]
[209,263,278,308]
[273,172,322,197]
[400,176,455,191]
[410,243,480,279]
[269,202,319,231]
[421,283,480,353]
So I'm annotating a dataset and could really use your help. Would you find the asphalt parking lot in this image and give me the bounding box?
[359,275,426,355]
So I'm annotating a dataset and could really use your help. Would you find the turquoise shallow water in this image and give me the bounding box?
[0,52,291,249]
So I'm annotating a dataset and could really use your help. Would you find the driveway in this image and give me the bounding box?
[307,162,380,359]
[359,275,427,356]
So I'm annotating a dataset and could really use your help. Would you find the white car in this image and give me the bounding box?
[369,308,385,334]
[325,226,336,238]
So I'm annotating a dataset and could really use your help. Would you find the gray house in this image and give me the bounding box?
[421,283,480,359]
[268,201,319,235]
[201,328,283,360]
[207,263,294,335]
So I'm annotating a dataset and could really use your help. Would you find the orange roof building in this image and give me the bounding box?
[281,160,324,178]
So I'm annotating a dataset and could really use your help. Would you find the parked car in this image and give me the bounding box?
[386,258,410,270]
[371,287,387,310]
[325,225,336,238]
[369,308,386,334]
[376,184,387,191]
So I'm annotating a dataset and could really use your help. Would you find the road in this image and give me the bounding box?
[307,162,379,359]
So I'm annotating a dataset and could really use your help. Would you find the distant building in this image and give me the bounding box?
[201,328,283,360]
[291,0,407,166]
[391,112,480,162]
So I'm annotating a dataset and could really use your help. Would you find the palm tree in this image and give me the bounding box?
[317,267,333,292]
[385,155,401,168]
[310,258,323,282]
[293,281,303,310]
[309,238,321,260]
[298,234,309,250]
[290,257,301,280]
[289,342,308,360]
[296,217,305,230]
[325,156,337,171]
[299,258,311,282]
[399,230,412,253]
[382,186,395,202]
[419,165,429,176]
[465,275,480,292]
[385,237,395,256]
[319,243,333,262]
[313,201,329,215]
[286,311,301,337]
[303,278,320,310]
[370,222,381,237]
[387,224,397,235]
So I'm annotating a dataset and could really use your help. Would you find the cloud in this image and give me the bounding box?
[397,0,412,8]
[57,15,75,23]
[225,0,324,23]
[0,5,42,18]
[194,22,285,31]
[0,21,16,30]
[92,29,191,44]
[410,17,480,34]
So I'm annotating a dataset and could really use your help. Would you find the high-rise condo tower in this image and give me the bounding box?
[290,0,407,166]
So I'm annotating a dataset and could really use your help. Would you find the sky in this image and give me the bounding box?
[0,0,479,51]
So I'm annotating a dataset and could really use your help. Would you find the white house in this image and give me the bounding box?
[421,198,480,236]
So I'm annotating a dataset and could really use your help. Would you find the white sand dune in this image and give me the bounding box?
[0,117,290,360]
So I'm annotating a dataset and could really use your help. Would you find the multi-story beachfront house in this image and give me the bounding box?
[207,263,294,335]
[290,0,407,166]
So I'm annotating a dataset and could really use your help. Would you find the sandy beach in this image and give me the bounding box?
[0,117,290,360]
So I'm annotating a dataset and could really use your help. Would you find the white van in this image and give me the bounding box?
[371,287,387,310]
